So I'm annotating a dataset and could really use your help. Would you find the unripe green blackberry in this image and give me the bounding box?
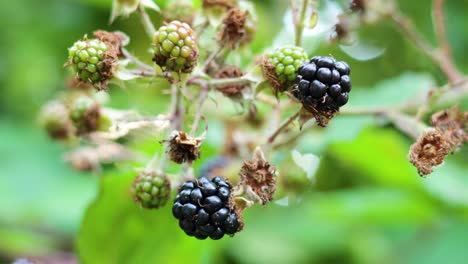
[264,46,308,91]
[152,21,199,73]
[39,101,74,140]
[68,38,114,86]
[132,170,171,209]
[69,96,101,134]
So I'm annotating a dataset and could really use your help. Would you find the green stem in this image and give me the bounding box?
[294,0,309,47]
[207,76,254,88]
[267,108,301,144]
[138,5,156,39]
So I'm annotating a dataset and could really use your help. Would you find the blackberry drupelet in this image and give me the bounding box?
[172,176,242,240]
[293,56,352,109]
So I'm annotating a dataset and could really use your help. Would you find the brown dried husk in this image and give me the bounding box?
[239,147,277,205]
[165,131,202,164]
[214,65,246,98]
[217,8,248,49]
[409,106,467,176]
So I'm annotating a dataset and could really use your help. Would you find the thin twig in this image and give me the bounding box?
[432,0,462,83]
[128,69,157,77]
[384,111,428,140]
[292,0,309,46]
[138,5,156,38]
[122,48,153,71]
[389,12,438,64]
[207,76,254,88]
[190,84,210,135]
[340,106,387,116]
[388,9,461,83]
[202,46,225,73]
[267,108,301,144]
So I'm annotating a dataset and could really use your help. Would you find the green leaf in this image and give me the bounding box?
[348,72,435,108]
[314,126,424,191]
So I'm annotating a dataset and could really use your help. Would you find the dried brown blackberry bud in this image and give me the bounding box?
[163,0,196,25]
[298,98,340,128]
[217,8,248,49]
[214,65,246,98]
[350,0,367,12]
[69,96,101,135]
[202,0,234,9]
[239,147,277,205]
[331,15,352,43]
[39,101,75,140]
[409,107,467,176]
[164,131,203,164]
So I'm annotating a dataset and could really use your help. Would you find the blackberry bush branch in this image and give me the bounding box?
[385,7,462,83]
[138,5,156,38]
[432,0,462,83]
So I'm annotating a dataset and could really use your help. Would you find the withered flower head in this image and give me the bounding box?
[165,131,203,164]
[93,30,128,57]
[298,97,340,128]
[214,65,246,98]
[69,96,101,135]
[217,8,248,49]
[163,1,195,25]
[239,147,277,205]
[39,101,74,140]
[409,106,467,176]
[203,0,235,9]
[261,56,282,96]
[350,0,367,12]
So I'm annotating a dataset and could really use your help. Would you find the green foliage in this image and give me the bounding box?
[1,0,468,263]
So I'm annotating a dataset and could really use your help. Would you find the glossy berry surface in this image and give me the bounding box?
[153,20,198,73]
[172,176,241,240]
[294,56,352,108]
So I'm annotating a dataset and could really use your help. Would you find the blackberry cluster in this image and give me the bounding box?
[39,101,73,140]
[266,46,308,85]
[69,96,101,134]
[68,39,111,83]
[293,56,352,108]
[132,171,171,209]
[153,21,198,73]
[172,176,241,240]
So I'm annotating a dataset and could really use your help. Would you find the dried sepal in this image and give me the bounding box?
[202,0,235,9]
[93,30,129,57]
[409,107,467,176]
[164,131,203,164]
[217,7,248,49]
[239,147,277,205]
[64,142,132,173]
[298,98,339,128]
[261,56,282,96]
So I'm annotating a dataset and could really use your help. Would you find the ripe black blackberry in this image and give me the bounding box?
[293,56,351,109]
[172,176,242,240]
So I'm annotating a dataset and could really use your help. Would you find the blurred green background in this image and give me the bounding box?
[0,0,467,263]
